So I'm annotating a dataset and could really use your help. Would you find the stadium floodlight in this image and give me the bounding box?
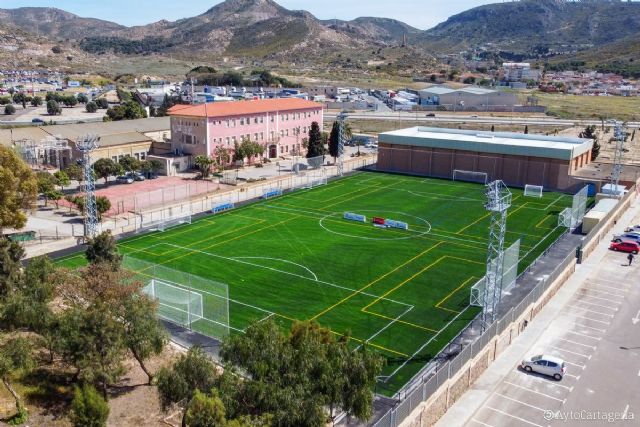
[336,111,348,177]
[76,134,100,238]
[524,184,543,198]
[481,180,511,329]
[453,170,489,185]
[609,120,626,198]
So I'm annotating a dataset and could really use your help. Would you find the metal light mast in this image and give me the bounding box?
[609,120,626,197]
[336,112,348,177]
[77,134,100,238]
[481,180,512,328]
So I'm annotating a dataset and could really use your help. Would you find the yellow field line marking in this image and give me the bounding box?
[455,213,490,235]
[309,242,443,321]
[507,202,528,218]
[363,309,439,333]
[156,219,267,256]
[446,256,484,265]
[535,214,553,228]
[435,276,477,314]
[275,313,408,357]
[149,217,299,269]
[361,253,446,312]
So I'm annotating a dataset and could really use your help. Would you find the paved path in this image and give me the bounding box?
[437,197,640,427]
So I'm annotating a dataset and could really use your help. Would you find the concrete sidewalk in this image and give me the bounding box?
[436,196,640,427]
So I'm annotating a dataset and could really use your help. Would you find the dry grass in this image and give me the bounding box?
[529,92,640,122]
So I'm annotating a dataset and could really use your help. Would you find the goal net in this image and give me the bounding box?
[558,185,589,229]
[453,170,489,185]
[470,239,521,307]
[219,171,238,186]
[524,184,543,198]
[139,207,192,233]
[306,155,325,170]
[123,256,230,340]
[144,279,204,326]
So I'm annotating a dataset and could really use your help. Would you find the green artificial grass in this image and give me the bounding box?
[57,172,573,395]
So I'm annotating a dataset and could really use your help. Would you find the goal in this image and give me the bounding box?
[143,278,204,327]
[452,170,489,185]
[305,177,327,189]
[524,184,543,198]
[157,211,192,232]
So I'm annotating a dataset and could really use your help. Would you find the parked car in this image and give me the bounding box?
[521,355,566,380]
[426,113,436,117]
[624,225,640,233]
[31,118,44,123]
[116,175,134,184]
[127,171,145,181]
[612,232,640,243]
[609,241,640,254]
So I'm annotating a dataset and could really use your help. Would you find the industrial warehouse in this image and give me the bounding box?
[377,127,596,191]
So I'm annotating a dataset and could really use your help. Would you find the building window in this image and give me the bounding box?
[140,152,146,160]
[226,137,231,145]
[260,132,264,140]
[232,119,236,127]
[270,115,274,122]
[254,133,258,141]
[111,156,117,162]
[240,118,245,125]
[260,116,264,123]
[254,117,258,124]
[286,129,289,137]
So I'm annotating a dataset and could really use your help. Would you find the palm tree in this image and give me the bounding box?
[193,155,214,179]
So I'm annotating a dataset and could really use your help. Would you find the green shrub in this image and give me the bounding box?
[4,104,16,115]
[70,384,109,427]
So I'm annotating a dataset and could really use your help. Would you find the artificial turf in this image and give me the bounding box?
[57,171,573,395]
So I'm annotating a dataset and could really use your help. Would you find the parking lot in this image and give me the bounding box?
[437,202,640,427]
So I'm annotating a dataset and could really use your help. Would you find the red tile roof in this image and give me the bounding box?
[167,98,322,118]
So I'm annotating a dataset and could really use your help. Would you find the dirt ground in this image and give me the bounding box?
[0,344,184,427]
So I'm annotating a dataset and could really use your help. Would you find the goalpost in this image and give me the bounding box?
[453,170,489,185]
[143,278,204,326]
[524,184,544,198]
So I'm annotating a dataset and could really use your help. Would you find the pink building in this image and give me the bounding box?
[167,98,324,162]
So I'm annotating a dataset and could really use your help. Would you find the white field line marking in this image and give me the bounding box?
[564,313,611,325]
[561,360,586,370]
[570,299,619,311]
[566,330,602,341]
[483,406,544,427]
[494,392,551,413]
[622,404,630,420]
[231,256,318,281]
[576,293,623,304]
[161,243,412,308]
[549,345,592,359]
[557,337,597,349]
[471,419,495,427]
[579,288,626,299]
[564,373,581,380]
[571,323,607,333]
[567,305,615,318]
[357,305,414,350]
[503,381,566,402]
[524,375,575,391]
[589,283,630,293]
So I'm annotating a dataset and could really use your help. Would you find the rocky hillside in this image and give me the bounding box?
[418,0,640,58]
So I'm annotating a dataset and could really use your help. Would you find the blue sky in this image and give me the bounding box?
[1,0,492,30]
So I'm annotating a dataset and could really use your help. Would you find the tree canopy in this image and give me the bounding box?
[0,147,37,231]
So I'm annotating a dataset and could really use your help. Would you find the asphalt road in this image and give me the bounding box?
[437,200,640,427]
[325,111,640,129]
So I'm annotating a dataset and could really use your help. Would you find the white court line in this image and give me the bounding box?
[588,277,633,287]
[572,323,607,333]
[564,313,611,325]
[575,293,623,305]
[483,406,544,427]
[579,288,626,299]
[471,419,495,427]
[503,381,566,402]
[567,305,615,317]
[557,337,597,349]
[493,392,550,412]
[549,345,592,359]
[566,330,602,341]
[561,360,586,369]
[523,374,574,391]
[570,299,619,311]
[589,283,630,293]
[565,373,581,380]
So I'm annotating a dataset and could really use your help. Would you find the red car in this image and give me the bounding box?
[609,241,639,254]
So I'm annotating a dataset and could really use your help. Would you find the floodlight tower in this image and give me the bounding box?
[336,111,348,176]
[77,134,100,238]
[481,180,512,329]
[609,120,626,197]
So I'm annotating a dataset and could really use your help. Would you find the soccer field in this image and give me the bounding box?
[59,171,573,395]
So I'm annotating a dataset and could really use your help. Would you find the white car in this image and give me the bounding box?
[625,225,640,233]
[521,354,566,380]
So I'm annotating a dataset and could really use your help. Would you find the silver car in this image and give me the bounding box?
[521,354,566,380]
[613,232,640,243]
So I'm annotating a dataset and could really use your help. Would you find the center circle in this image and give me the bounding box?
[318,210,432,241]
